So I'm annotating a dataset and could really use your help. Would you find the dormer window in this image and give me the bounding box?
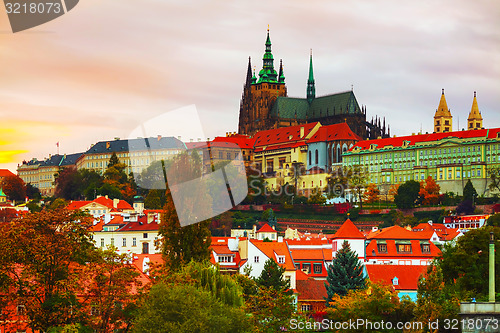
[392,277,399,286]
[396,241,412,254]
[420,241,431,254]
[277,255,285,264]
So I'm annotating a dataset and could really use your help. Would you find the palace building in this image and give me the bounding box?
[237,29,389,140]
[344,91,498,195]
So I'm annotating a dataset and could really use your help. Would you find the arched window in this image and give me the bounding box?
[309,151,312,165]
[315,150,319,165]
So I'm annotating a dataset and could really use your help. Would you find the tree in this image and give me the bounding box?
[132,283,251,333]
[158,152,213,271]
[308,187,326,205]
[107,152,120,169]
[245,285,296,333]
[55,168,82,200]
[438,227,500,299]
[414,265,460,332]
[487,214,500,227]
[487,166,500,193]
[26,183,41,200]
[255,259,290,292]
[325,241,366,305]
[326,166,368,209]
[1,174,26,202]
[419,176,440,206]
[363,183,380,204]
[394,180,420,209]
[326,281,415,330]
[0,209,97,332]
[290,162,305,193]
[462,179,477,202]
[0,208,18,222]
[83,247,141,333]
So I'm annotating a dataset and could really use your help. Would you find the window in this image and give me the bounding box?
[254,256,259,263]
[218,152,223,159]
[100,238,104,247]
[421,243,431,253]
[143,233,148,238]
[122,238,127,247]
[396,243,412,253]
[315,149,318,164]
[302,263,311,274]
[110,238,114,246]
[295,263,301,270]
[301,304,312,312]
[277,256,285,264]
[132,238,137,246]
[313,263,322,274]
[377,243,387,253]
[17,304,26,316]
[218,256,233,263]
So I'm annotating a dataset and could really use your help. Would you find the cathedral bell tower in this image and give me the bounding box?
[238,27,287,135]
[467,91,483,130]
[433,89,453,133]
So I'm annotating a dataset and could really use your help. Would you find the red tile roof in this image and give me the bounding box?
[257,223,277,233]
[118,220,159,232]
[333,219,365,239]
[350,127,500,152]
[367,225,429,240]
[0,169,15,178]
[289,249,325,260]
[366,239,441,259]
[250,240,295,271]
[253,122,320,150]
[296,278,328,302]
[307,122,362,143]
[67,200,91,210]
[212,134,256,149]
[366,265,428,290]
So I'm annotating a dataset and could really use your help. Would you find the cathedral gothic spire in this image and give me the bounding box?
[433,89,452,133]
[467,91,483,130]
[257,27,278,83]
[307,49,315,104]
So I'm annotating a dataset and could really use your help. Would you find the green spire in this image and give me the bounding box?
[307,49,315,104]
[0,188,5,197]
[278,59,285,83]
[257,27,278,84]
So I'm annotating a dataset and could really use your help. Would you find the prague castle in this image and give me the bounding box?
[237,29,389,140]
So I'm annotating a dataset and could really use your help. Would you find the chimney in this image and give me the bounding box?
[157,135,162,141]
[300,127,304,138]
[428,220,433,226]
[113,198,119,209]
[147,212,155,224]
[106,142,110,149]
[371,226,378,232]
[177,136,182,141]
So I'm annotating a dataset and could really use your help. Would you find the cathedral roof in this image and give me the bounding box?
[434,89,452,118]
[253,122,320,151]
[467,91,483,122]
[270,91,362,120]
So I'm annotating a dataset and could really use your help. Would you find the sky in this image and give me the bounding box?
[0,0,499,173]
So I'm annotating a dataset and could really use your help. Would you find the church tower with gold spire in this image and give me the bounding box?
[467,91,483,130]
[433,89,453,133]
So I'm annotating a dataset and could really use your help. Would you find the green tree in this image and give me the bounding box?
[107,152,120,168]
[487,214,500,227]
[308,187,326,205]
[55,168,82,200]
[394,180,420,209]
[245,286,296,333]
[487,166,500,193]
[325,241,366,305]
[255,259,290,292]
[326,281,415,331]
[132,283,251,333]
[326,166,368,209]
[414,265,460,332]
[438,227,500,299]
[463,179,477,202]
[0,209,97,332]
[26,183,41,200]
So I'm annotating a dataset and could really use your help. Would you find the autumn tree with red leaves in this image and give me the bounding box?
[363,183,380,204]
[0,209,97,332]
[419,176,440,206]
[1,175,26,203]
